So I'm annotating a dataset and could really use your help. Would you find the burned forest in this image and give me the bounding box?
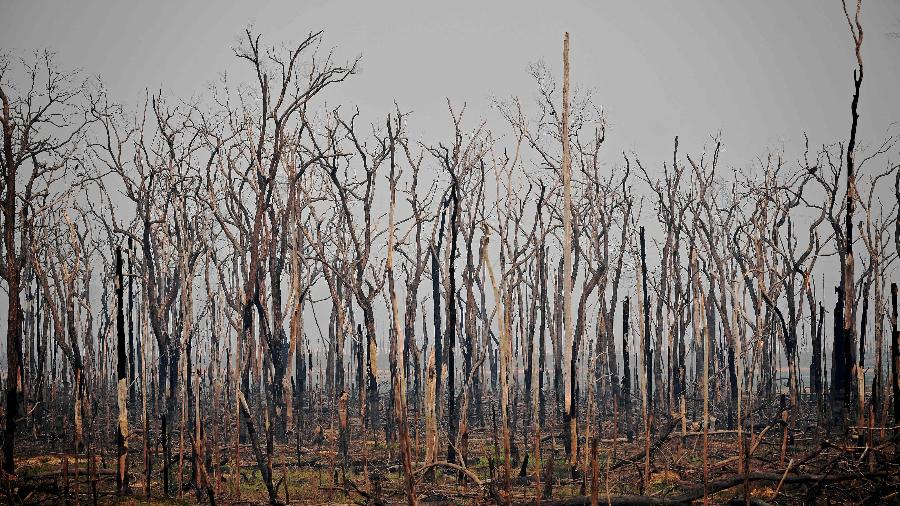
[2,1,900,504]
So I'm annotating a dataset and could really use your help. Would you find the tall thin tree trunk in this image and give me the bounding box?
[446,174,460,465]
[560,30,577,474]
[843,0,864,428]
[890,283,899,423]
[128,239,136,406]
[386,125,417,505]
[115,247,129,494]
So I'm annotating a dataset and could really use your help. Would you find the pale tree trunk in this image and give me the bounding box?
[386,120,417,506]
[424,348,438,479]
[485,230,512,506]
[560,30,577,474]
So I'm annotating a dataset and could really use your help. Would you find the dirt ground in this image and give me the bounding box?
[7,407,900,505]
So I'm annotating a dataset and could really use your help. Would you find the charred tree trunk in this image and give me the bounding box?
[128,239,136,407]
[446,173,460,465]
[832,286,849,425]
[431,209,447,423]
[360,297,380,431]
[639,228,653,414]
[115,247,130,494]
[238,392,278,504]
[621,297,631,415]
[891,283,899,423]
[812,303,824,398]
[842,0,863,428]
[539,244,548,423]
[1,120,23,475]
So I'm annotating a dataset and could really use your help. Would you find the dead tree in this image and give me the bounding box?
[31,213,91,453]
[0,52,89,473]
[445,152,461,465]
[559,31,578,474]
[857,160,899,424]
[398,138,434,418]
[233,30,356,443]
[839,0,864,426]
[892,283,899,423]
[639,228,653,418]
[622,296,631,419]
[325,109,390,433]
[115,246,129,493]
[385,116,417,505]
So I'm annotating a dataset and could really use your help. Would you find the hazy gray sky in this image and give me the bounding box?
[1,1,899,372]
[3,0,899,170]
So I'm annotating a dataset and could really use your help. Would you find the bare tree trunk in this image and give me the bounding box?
[128,239,137,407]
[142,289,151,498]
[811,296,823,395]
[640,228,653,418]
[431,230,445,424]
[485,233,512,506]
[115,247,129,494]
[338,390,349,469]
[891,283,899,423]
[635,233,650,493]
[1,99,23,475]
[386,122,417,505]
[832,286,849,426]
[424,348,438,480]
[560,30,577,474]
[532,251,544,504]
[446,173,460,465]
[238,392,278,504]
[842,0,864,429]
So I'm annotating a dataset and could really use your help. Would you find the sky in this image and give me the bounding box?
[3,1,899,171]
[2,1,900,372]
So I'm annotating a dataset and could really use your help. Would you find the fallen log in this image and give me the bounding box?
[610,416,680,471]
[519,470,889,506]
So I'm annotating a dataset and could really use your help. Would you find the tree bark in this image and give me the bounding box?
[115,247,129,494]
